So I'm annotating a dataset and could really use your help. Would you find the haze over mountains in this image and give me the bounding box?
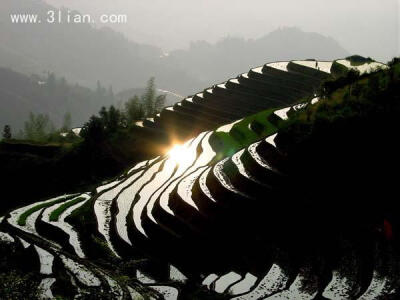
[0,0,353,131]
[0,0,200,94]
[0,0,350,92]
[44,0,399,61]
[165,27,348,85]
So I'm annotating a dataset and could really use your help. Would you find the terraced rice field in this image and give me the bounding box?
[1,58,398,299]
[336,59,387,74]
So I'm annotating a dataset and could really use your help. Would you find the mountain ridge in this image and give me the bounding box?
[1,0,349,95]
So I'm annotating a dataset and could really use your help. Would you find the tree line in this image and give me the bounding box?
[1,77,165,143]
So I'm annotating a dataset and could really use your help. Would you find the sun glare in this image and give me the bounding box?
[167,144,195,166]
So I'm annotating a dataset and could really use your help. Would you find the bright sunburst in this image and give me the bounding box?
[167,144,195,166]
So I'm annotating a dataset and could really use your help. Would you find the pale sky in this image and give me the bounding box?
[44,0,399,62]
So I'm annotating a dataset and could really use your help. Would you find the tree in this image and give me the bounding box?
[140,77,166,117]
[106,105,123,133]
[2,125,12,140]
[123,77,165,126]
[154,94,166,114]
[61,112,72,132]
[23,112,55,141]
[81,105,125,142]
[125,95,145,124]
[99,106,108,125]
[142,77,156,116]
[80,115,106,142]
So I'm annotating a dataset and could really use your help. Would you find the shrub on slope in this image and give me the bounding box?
[210,109,278,160]
[275,57,400,242]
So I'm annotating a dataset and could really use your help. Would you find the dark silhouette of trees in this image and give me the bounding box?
[5,76,167,144]
[154,94,166,114]
[61,112,72,132]
[106,105,124,133]
[125,95,145,125]
[143,77,156,116]
[124,77,166,126]
[23,112,55,141]
[2,125,12,140]
[345,55,374,66]
[80,105,125,142]
[80,115,106,142]
[142,77,166,116]
[320,69,360,98]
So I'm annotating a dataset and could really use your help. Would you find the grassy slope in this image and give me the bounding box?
[273,59,400,241]
[210,109,278,160]
[282,59,399,137]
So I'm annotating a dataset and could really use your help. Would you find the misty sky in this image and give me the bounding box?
[45,0,399,62]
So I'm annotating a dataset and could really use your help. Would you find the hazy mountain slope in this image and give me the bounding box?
[164,27,349,85]
[1,1,350,112]
[0,68,115,131]
[0,68,180,132]
[1,0,349,96]
[0,0,201,94]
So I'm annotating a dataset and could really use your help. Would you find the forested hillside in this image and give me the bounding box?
[0,68,113,131]
[0,68,175,132]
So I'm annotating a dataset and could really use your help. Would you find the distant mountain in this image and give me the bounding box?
[0,0,202,94]
[0,0,349,115]
[163,27,349,86]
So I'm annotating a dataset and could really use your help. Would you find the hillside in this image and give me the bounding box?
[133,57,384,143]
[1,56,398,299]
[0,68,113,131]
[0,68,179,132]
